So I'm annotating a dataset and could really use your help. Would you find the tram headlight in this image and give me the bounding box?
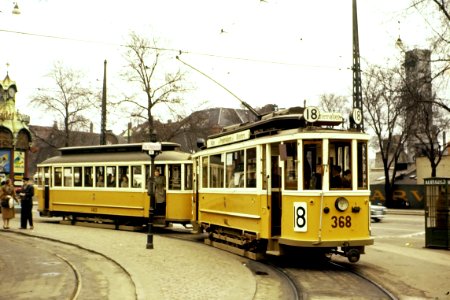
[335,197,349,212]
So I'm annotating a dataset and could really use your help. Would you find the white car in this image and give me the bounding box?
[370,204,387,222]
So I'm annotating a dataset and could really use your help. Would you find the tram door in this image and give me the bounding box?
[270,144,282,236]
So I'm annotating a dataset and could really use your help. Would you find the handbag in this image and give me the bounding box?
[0,199,8,208]
[8,196,14,208]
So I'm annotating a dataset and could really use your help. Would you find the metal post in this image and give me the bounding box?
[100,60,107,145]
[147,154,156,249]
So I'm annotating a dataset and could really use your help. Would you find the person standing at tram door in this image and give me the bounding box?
[19,177,34,230]
[153,170,166,216]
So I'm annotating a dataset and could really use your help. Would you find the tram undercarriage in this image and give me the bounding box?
[202,224,365,262]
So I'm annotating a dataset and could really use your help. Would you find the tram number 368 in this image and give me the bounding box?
[331,216,352,228]
[294,202,352,232]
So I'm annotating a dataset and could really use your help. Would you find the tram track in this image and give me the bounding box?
[158,227,398,299]
[1,231,138,300]
[268,254,398,300]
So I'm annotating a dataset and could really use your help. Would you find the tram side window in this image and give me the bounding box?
[185,164,193,190]
[74,167,82,187]
[226,150,244,188]
[283,142,297,190]
[246,148,257,188]
[210,154,224,188]
[304,141,323,190]
[96,166,105,187]
[54,167,62,186]
[64,167,72,187]
[106,166,117,187]
[36,168,43,186]
[131,166,142,188]
[202,157,209,188]
[168,164,181,190]
[357,141,368,189]
[84,166,93,187]
[119,166,129,188]
[44,167,51,186]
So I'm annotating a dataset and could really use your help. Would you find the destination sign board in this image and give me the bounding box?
[207,129,251,148]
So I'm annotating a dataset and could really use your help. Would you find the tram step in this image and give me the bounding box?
[265,250,281,256]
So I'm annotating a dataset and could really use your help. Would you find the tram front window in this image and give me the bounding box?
[329,140,351,190]
[303,141,323,190]
[283,142,298,190]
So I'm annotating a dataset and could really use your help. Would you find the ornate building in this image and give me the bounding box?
[0,72,32,186]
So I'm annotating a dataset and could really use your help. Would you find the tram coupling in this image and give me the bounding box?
[332,246,364,263]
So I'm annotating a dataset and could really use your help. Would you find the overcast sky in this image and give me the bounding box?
[0,0,433,134]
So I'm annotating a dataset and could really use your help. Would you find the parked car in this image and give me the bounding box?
[370,204,387,222]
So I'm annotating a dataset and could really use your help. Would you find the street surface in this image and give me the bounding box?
[1,210,449,299]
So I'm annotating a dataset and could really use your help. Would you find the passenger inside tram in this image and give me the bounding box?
[330,165,343,188]
[342,169,352,188]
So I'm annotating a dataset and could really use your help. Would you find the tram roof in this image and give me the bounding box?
[56,142,181,155]
[39,150,191,165]
[204,106,355,148]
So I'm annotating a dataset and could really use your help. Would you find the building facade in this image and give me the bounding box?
[0,73,32,186]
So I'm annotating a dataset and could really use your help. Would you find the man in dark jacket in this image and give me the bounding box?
[19,177,34,229]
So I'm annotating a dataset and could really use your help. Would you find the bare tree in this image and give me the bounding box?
[319,93,351,114]
[363,65,414,207]
[122,32,187,142]
[31,61,94,147]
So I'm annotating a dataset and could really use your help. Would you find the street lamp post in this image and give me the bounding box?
[143,142,162,249]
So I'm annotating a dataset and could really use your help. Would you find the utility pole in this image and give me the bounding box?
[100,60,107,145]
[351,0,364,132]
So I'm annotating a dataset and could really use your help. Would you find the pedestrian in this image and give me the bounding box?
[147,169,166,216]
[19,177,34,230]
[1,179,19,229]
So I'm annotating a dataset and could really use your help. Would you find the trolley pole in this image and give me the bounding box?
[143,142,162,250]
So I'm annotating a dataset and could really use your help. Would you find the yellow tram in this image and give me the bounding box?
[192,106,373,262]
[35,142,193,227]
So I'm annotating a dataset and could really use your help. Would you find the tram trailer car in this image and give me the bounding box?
[36,142,193,227]
[192,107,373,263]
